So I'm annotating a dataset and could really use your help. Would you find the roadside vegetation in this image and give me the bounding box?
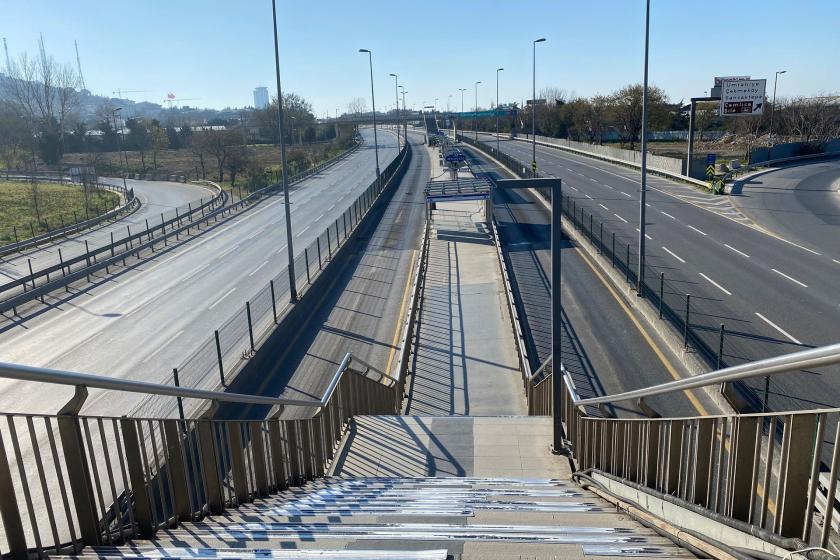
[0,180,120,245]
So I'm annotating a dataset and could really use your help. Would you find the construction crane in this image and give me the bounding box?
[74,40,86,91]
[112,89,150,99]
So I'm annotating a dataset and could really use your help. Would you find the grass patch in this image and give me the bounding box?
[0,180,120,245]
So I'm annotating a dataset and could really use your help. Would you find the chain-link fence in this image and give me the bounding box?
[129,143,410,419]
[462,133,814,414]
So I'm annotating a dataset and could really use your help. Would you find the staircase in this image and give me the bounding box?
[71,416,692,560]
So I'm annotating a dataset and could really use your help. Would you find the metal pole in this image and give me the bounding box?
[496,68,503,154]
[551,179,563,452]
[272,0,298,302]
[359,49,381,186]
[637,0,650,296]
[172,368,184,421]
[769,70,785,145]
[474,81,481,142]
[390,73,400,150]
[111,108,128,191]
[532,38,546,174]
[686,99,697,176]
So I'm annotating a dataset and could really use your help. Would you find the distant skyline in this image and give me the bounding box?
[3,0,839,117]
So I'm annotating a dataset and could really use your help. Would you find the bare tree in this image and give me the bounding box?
[226,144,252,187]
[347,97,367,115]
[150,124,169,169]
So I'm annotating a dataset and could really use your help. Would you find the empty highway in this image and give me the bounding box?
[0,127,398,417]
[472,132,840,412]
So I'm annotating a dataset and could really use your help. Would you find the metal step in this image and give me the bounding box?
[165,523,656,544]
[76,548,448,560]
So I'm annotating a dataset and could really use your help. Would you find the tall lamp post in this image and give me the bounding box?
[768,70,787,146]
[271,0,297,302]
[496,67,504,154]
[359,49,381,187]
[636,0,651,295]
[474,81,481,141]
[110,108,128,191]
[389,73,400,150]
[532,37,546,175]
[400,86,407,141]
[458,88,466,138]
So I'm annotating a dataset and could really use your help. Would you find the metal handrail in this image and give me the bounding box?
[528,356,552,382]
[572,342,840,407]
[0,352,391,411]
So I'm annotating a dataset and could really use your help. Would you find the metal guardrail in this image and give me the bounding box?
[130,140,411,420]
[0,181,138,257]
[0,353,401,558]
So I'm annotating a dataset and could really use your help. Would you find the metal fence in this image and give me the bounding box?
[0,356,399,558]
[130,143,411,420]
[461,133,802,414]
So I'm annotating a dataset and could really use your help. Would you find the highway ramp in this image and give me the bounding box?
[0,127,398,417]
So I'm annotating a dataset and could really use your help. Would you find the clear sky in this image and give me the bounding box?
[3,0,838,116]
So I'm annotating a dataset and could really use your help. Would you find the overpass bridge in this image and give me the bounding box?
[0,132,839,559]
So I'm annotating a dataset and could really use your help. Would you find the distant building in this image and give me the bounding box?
[254,86,269,109]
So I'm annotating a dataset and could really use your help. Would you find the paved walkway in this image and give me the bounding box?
[403,199,525,416]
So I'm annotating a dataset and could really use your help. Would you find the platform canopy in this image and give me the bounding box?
[424,177,492,204]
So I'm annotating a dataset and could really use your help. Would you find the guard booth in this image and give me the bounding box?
[424,177,493,228]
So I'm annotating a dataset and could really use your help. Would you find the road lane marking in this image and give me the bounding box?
[385,249,418,376]
[687,225,707,236]
[620,191,632,198]
[777,238,820,255]
[662,246,686,263]
[572,244,708,415]
[248,260,269,277]
[216,245,238,260]
[296,225,311,237]
[699,272,732,296]
[833,259,840,265]
[275,244,288,255]
[613,213,628,223]
[315,213,325,222]
[599,204,609,211]
[661,211,676,219]
[569,186,579,191]
[771,268,808,288]
[585,194,593,199]
[755,312,802,345]
[724,244,750,258]
[208,288,236,310]
[634,228,652,240]
[142,330,184,363]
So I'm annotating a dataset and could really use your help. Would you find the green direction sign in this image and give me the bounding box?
[453,108,517,119]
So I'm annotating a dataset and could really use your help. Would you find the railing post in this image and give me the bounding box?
[659,272,664,319]
[778,414,818,537]
[286,421,302,484]
[611,232,615,268]
[119,417,155,538]
[730,416,760,522]
[316,237,322,269]
[227,423,248,505]
[162,420,192,521]
[246,302,255,352]
[625,244,630,283]
[683,294,691,349]
[694,418,715,508]
[215,330,225,386]
[717,324,726,369]
[0,422,28,558]
[173,368,185,421]
[250,422,270,498]
[304,248,311,284]
[327,228,332,259]
[270,280,278,323]
[196,421,224,514]
[268,420,288,491]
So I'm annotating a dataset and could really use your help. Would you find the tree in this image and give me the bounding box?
[252,92,316,144]
[607,84,669,150]
[203,128,245,182]
[149,122,169,169]
[0,102,31,170]
[225,144,252,187]
[125,118,150,172]
[347,97,367,116]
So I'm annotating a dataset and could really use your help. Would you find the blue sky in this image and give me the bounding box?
[3,0,838,115]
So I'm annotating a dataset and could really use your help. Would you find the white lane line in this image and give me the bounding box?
[635,228,652,240]
[599,204,609,211]
[771,268,808,288]
[662,246,686,263]
[248,260,269,277]
[687,225,708,236]
[208,288,236,310]
[777,237,820,256]
[216,245,238,260]
[585,194,593,199]
[660,211,676,219]
[699,272,732,296]
[620,191,632,198]
[724,244,750,258]
[142,330,184,363]
[755,312,802,345]
[328,204,336,211]
[315,213,325,222]
[613,213,629,224]
[569,186,579,191]
[589,177,598,182]
[833,259,840,265]
[296,225,311,237]
[275,244,288,255]
[645,203,651,207]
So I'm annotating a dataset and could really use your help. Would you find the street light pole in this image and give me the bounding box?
[400,86,407,141]
[458,88,466,139]
[389,73,400,150]
[111,108,128,191]
[532,37,546,175]
[636,0,650,295]
[359,49,381,187]
[768,70,787,146]
[271,0,297,302]
[496,67,504,154]
[474,81,481,141]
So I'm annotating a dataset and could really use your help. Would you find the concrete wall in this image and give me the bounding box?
[530,133,686,175]
[750,137,840,164]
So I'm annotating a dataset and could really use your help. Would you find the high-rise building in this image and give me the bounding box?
[253,86,269,109]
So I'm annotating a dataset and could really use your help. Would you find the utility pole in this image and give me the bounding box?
[389,73,400,150]
[458,88,466,138]
[768,70,787,146]
[474,81,481,142]
[271,0,297,302]
[532,37,546,175]
[111,108,128,191]
[636,0,650,295]
[359,49,381,185]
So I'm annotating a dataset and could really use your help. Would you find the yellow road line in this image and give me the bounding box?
[386,249,418,376]
[571,243,709,416]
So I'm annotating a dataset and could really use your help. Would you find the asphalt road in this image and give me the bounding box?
[0,127,399,417]
[473,132,840,413]
[465,147,714,418]
[0,177,215,281]
[217,131,428,421]
[731,159,840,256]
